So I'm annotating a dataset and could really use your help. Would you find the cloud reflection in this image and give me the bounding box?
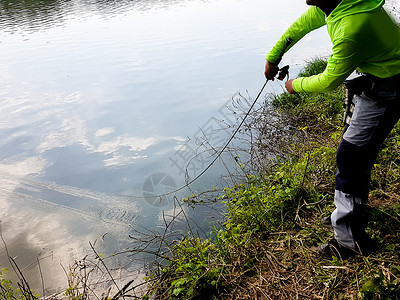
[0,157,51,176]
[0,87,183,171]
[95,127,114,137]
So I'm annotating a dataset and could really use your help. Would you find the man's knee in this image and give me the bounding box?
[335,139,371,197]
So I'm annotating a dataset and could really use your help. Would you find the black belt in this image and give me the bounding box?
[344,73,399,103]
[364,73,399,100]
[365,73,400,85]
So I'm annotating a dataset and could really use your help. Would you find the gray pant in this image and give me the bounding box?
[332,87,400,250]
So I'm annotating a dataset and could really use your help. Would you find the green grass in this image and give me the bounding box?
[143,58,400,299]
[2,58,399,300]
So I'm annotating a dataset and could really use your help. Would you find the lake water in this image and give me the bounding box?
[0,0,397,293]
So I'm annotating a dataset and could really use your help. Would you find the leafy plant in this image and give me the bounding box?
[359,265,400,299]
[156,238,223,299]
[0,268,39,300]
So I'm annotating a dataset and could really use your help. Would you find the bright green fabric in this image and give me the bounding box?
[266,0,400,93]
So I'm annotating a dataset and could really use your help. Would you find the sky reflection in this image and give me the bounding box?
[2,0,397,292]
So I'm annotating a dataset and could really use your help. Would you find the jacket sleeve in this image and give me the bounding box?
[292,38,366,92]
[266,6,326,63]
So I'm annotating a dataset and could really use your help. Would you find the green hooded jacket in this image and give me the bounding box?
[266,0,400,93]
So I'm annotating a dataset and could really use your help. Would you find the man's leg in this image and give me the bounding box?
[322,92,400,256]
[332,139,373,250]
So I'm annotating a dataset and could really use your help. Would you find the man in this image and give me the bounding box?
[265,0,400,259]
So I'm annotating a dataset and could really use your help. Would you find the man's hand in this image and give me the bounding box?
[264,60,278,80]
[285,79,296,94]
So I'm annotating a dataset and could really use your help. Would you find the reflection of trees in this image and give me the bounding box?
[0,0,67,32]
[1,0,395,34]
[0,0,188,33]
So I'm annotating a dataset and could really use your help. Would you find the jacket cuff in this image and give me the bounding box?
[265,53,276,64]
[292,78,305,93]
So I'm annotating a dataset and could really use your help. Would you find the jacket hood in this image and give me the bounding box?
[327,0,385,22]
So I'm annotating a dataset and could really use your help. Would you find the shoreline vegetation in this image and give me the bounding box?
[140,58,400,299]
[2,58,400,299]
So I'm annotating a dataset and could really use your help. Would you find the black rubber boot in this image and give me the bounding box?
[318,239,358,259]
[318,236,377,260]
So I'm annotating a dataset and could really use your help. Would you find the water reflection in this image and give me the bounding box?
[0,0,69,32]
[5,0,397,293]
[0,0,190,33]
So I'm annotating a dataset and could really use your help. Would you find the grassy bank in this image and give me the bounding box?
[143,59,400,299]
[1,59,399,299]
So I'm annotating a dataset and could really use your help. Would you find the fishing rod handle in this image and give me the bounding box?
[277,65,289,81]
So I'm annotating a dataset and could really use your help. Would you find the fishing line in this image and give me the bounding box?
[129,38,293,200]
[144,79,269,199]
